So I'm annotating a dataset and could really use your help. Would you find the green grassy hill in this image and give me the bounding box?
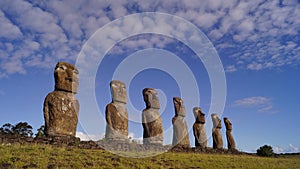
[0,144,299,169]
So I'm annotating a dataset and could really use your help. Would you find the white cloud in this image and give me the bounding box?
[234,96,275,113]
[235,96,271,106]
[110,34,175,55]
[258,105,273,113]
[0,10,23,40]
[195,13,219,29]
[128,132,143,144]
[0,0,299,77]
[214,0,300,71]
[229,2,249,21]
[247,63,263,71]
[76,131,104,141]
[289,144,300,152]
[274,144,300,153]
[225,65,237,73]
[76,131,143,143]
[3,58,26,74]
[273,146,284,153]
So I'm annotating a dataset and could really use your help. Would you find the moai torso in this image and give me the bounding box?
[211,114,223,149]
[192,107,207,148]
[142,88,163,145]
[172,97,190,147]
[44,62,79,137]
[224,117,236,150]
[105,80,128,141]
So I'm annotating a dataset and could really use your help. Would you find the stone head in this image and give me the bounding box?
[143,88,160,109]
[211,113,222,128]
[224,117,233,130]
[193,107,205,123]
[110,80,127,104]
[173,97,186,117]
[54,62,79,93]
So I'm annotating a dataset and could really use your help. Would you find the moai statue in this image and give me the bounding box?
[224,117,236,150]
[142,88,163,145]
[192,107,207,148]
[105,80,128,141]
[211,114,223,149]
[172,97,190,147]
[44,62,79,137]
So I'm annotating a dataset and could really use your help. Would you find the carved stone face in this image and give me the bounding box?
[143,88,160,109]
[193,107,205,123]
[110,80,127,104]
[173,97,186,117]
[224,117,233,130]
[211,113,222,128]
[54,62,79,93]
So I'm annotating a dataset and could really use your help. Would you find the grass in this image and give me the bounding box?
[0,143,299,169]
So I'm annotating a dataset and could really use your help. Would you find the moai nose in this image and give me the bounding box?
[66,69,75,80]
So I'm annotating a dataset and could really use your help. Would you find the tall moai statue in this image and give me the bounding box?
[142,88,163,145]
[43,62,79,137]
[172,97,190,147]
[192,107,207,148]
[211,114,223,149]
[105,80,128,141]
[224,117,236,150]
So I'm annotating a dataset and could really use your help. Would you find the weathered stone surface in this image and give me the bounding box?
[192,107,207,148]
[105,80,128,141]
[54,62,79,93]
[96,140,169,154]
[142,88,163,145]
[172,97,190,147]
[44,62,79,137]
[211,113,223,149]
[224,117,236,150]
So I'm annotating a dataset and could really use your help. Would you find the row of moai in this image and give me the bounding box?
[43,62,236,149]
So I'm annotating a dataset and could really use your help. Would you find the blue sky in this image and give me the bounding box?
[0,0,299,153]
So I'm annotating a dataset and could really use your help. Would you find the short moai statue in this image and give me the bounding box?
[105,80,128,141]
[44,62,79,137]
[211,114,223,149]
[224,117,236,150]
[192,107,207,148]
[172,97,190,147]
[142,88,163,145]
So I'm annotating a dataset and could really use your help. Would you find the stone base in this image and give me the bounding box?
[0,135,244,155]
